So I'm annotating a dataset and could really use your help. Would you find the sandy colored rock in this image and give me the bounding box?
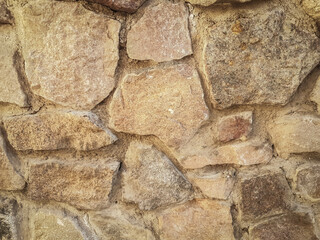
[0,196,19,240]
[302,0,320,21]
[3,111,117,151]
[158,199,234,240]
[87,0,146,13]
[188,0,251,6]
[311,77,320,114]
[16,0,120,110]
[122,141,193,210]
[295,165,320,201]
[268,114,320,159]
[0,0,13,24]
[127,0,192,62]
[0,25,27,107]
[28,159,120,210]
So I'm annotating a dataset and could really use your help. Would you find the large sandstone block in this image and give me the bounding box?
[122,141,193,210]
[127,0,193,62]
[16,0,120,110]
[311,77,320,114]
[3,111,117,151]
[28,160,120,210]
[0,0,13,24]
[109,63,208,149]
[87,0,146,13]
[295,165,320,201]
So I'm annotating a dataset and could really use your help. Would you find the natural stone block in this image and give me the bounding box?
[0,0,13,24]
[295,165,320,201]
[3,111,117,151]
[109,63,208,149]
[311,77,320,114]
[87,0,146,13]
[122,141,193,210]
[188,0,251,6]
[28,160,120,209]
[158,199,235,240]
[17,0,120,110]
[302,0,320,21]
[127,0,192,62]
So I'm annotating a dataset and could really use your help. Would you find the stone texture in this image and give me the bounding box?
[28,160,120,209]
[87,0,146,13]
[109,63,208,149]
[217,111,252,142]
[17,0,120,110]
[268,114,320,159]
[295,165,320,201]
[0,196,19,240]
[0,25,27,107]
[0,0,13,24]
[302,0,320,21]
[250,214,318,240]
[311,77,320,114]
[122,141,193,210]
[188,0,251,6]
[197,8,320,109]
[3,111,117,151]
[158,199,234,240]
[127,0,192,62]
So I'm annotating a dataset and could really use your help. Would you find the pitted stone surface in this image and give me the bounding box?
[295,165,320,201]
[302,0,320,21]
[0,196,19,240]
[87,0,146,13]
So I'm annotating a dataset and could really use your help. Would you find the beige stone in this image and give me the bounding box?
[3,111,117,151]
[122,141,193,210]
[127,0,192,62]
[0,25,27,107]
[311,77,320,113]
[87,0,146,13]
[158,199,235,240]
[295,165,320,201]
[188,0,251,6]
[302,0,320,21]
[16,0,120,110]
[109,63,208,149]
[28,159,120,210]
[0,0,13,24]
[268,114,320,159]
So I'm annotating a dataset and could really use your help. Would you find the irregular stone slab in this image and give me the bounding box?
[0,25,27,107]
[17,0,120,110]
[3,111,117,151]
[295,165,320,201]
[158,199,234,240]
[197,8,320,109]
[0,196,19,240]
[268,114,320,159]
[0,0,14,24]
[311,77,320,114]
[122,141,193,210]
[127,0,192,62]
[302,0,320,21]
[28,160,120,210]
[217,111,252,142]
[87,0,146,13]
[109,63,208,149]
[188,0,251,6]
[250,214,318,240]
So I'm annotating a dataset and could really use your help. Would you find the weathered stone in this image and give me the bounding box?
[28,160,120,209]
[197,8,320,109]
[188,0,251,6]
[295,165,320,201]
[311,77,320,114]
[127,1,192,62]
[302,0,320,21]
[3,111,117,151]
[217,111,252,142]
[240,173,290,220]
[0,196,19,240]
[0,0,13,24]
[250,214,318,240]
[0,25,27,107]
[17,0,120,110]
[109,63,208,149]
[158,199,234,240]
[122,141,193,210]
[268,114,320,159]
[87,0,146,13]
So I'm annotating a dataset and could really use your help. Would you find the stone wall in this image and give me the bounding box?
[1,0,320,239]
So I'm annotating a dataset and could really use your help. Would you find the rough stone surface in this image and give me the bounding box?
[302,0,320,21]
[3,111,117,151]
[0,196,19,240]
[109,63,208,149]
[217,111,253,142]
[127,1,192,62]
[122,141,193,210]
[28,160,120,210]
[0,25,27,107]
[87,0,146,13]
[17,0,120,110]
[268,114,320,158]
[158,199,234,240]
[198,8,320,109]
[295,165,320,201]
[311,77,320,114]
[250,214,318,240]
[188,0,251,6]
[0,0,13,24]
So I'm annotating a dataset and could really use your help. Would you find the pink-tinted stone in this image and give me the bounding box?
[87,0,146,13]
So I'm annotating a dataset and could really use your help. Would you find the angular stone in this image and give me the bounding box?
[295,165,320,201]
[0,25,27,107]
[109,63,208,149]
[28,160,120,209]
[250,214,318,240]
[311,77,320,114]
[0,196,19,240]
[217,111,252,143]
[302,0,320,21]
[0,0,13,24]
[17,0,120,110]
[127,0,192,62]
[158,199,235,240]
[268,114,320,159]
[197,8,320,109]
[122,141,193,210]
[3,111,117,151]
[87,0,146,13]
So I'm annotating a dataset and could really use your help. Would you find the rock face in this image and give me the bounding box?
[197,8,320,109]
[109,63,208,148]
[302,0,320,21]
[311,77,320,113]
[3,111,117,151]
[295,165,320,201]
[28,160,120,210]
[122,141,193,210]
[188,0,251,6]
[0,0,13,24]
[0,196,19,240]
[87,0,146,13]
[17,0,120,110]
[158,199,235,240]
[127,1,192,62]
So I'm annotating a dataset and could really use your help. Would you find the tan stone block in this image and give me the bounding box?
[188,0,251,6]
[302,0,320,21]
[311,77,320,114]
[0,0,13,24]
[295,165,320,201]
[87,0,146,13]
